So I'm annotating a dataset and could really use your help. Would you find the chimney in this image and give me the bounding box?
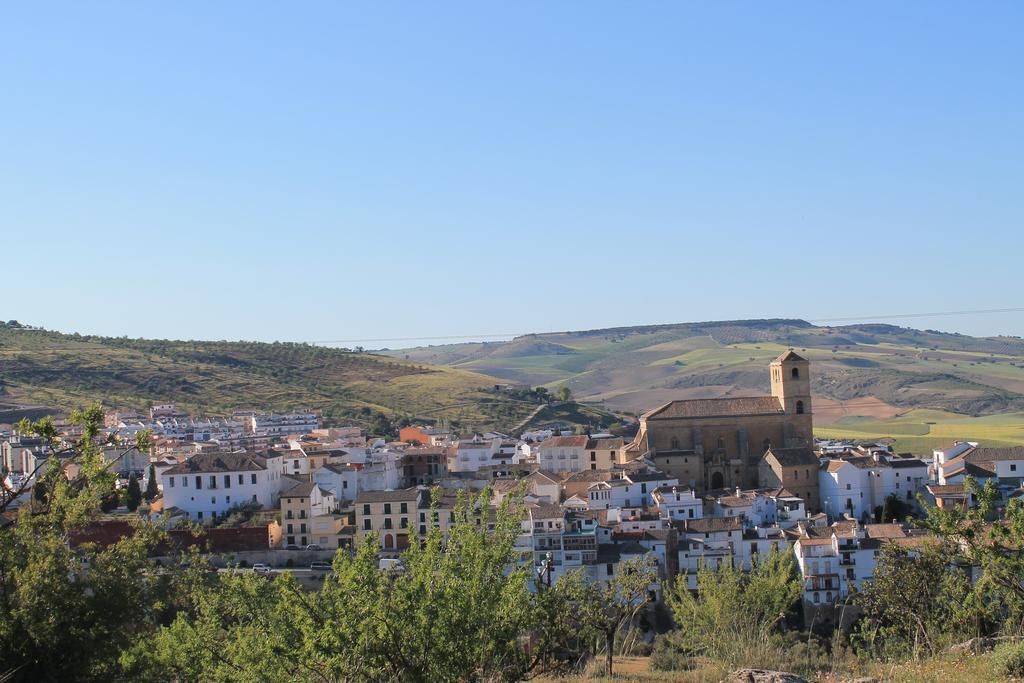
[735,486,742,498]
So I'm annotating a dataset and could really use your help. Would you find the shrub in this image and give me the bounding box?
[1001,644,1024,679]
[650,633,692,671]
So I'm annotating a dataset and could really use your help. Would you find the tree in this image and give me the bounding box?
[917,476,1024,632]
[556,385,572,402]
[0,406,171,682]
[125,472,142,512]
[854,540,981,659]
[144,463,159,501]
[573,555,658,676]
[141,487,540,682]
[662,548,800,668]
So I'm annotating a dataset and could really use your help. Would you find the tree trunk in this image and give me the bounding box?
[606,628,615,676]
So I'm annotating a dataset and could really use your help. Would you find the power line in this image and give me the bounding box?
[301,306,1024,346]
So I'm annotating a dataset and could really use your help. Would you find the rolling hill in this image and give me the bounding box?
[388,318,1024,451]
[0,324,551,433]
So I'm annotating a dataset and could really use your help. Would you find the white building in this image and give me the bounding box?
[448,438,500,473]
[160,451,283,522]
[536,435,590,473]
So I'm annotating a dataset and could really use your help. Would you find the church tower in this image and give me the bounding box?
[770,350,811,417]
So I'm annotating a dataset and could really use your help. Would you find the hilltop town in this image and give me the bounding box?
[5,350,1024,681]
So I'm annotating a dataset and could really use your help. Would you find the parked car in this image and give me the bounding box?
[310,561,331,572]
[252,563,272,574]
[305,544,322,551]
[284,544,300,551]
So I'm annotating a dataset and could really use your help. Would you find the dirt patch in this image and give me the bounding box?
[813,396,903,425]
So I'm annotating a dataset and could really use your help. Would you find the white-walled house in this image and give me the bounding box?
[314,462,361,501]
[536,436,589,473]
[448,438,500,473]
[820,460,872,520]
[651,485,703,522]
[161,451,283,522]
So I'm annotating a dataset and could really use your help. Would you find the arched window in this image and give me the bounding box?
[717,436,725,449]
[796,400,805,414]
[791,367,800,379]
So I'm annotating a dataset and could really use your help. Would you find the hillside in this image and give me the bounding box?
[389,318,1024,450]
[0,325,547,433]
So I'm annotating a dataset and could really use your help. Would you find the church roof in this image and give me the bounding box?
[644,395,783,420]
[774,350,807,363]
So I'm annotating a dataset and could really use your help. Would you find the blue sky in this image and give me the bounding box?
[2,2,1022,344]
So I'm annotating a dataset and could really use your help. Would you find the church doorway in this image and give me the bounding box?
[710,471,724,489]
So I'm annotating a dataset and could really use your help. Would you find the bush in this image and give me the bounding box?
[650,633,692,671]
[1001,644,1024,678]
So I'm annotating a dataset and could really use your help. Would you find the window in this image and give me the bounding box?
[384,518,393,529]
[717,436,725,449]
[1013,464,1018,472]
[591,451,596,461]
[419,512,426,522]
[342,480,348,489]
[251,474,257,484]
[209,475,216,489]
[363,519,372,530]
[300,523,306,533]
[197,511,203,520]
[195,476,202,490]
[400,517,408,528]
[846,483,851,490]
[813,592,819,604]
[591,463,597,470]
[238,474,244,484]
[384,503,392,514]
[606,563,614,575]
[287,523,293,533]
[670,437,680,449]
[792,367,800,379]
[363,504,371,516]
[796,401,804,414]
[211,496,216,504]
[224,475,231,489]
[400,502,408,514]
[419,524,426,534]
[252,494,257,502]
[169,477,175,488]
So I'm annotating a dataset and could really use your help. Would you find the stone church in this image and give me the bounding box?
[624,350,813,492]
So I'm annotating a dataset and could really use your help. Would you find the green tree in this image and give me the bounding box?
[572,555,659,676]
[125,472,142,512]
[556,385,572,402]
[141,487,539,682]
[0,406,170,682]
[854,540,981,659]
[917,476,1024,633]
[144,463,159,501]
[661,548,800,668]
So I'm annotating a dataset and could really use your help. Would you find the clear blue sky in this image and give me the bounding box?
[3,2,1022,344]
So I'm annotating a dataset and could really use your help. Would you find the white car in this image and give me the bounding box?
[252,563,272,574]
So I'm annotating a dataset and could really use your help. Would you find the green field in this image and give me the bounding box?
[815,409,1024,454]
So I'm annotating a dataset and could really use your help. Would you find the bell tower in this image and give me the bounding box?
[770,350,811,417]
